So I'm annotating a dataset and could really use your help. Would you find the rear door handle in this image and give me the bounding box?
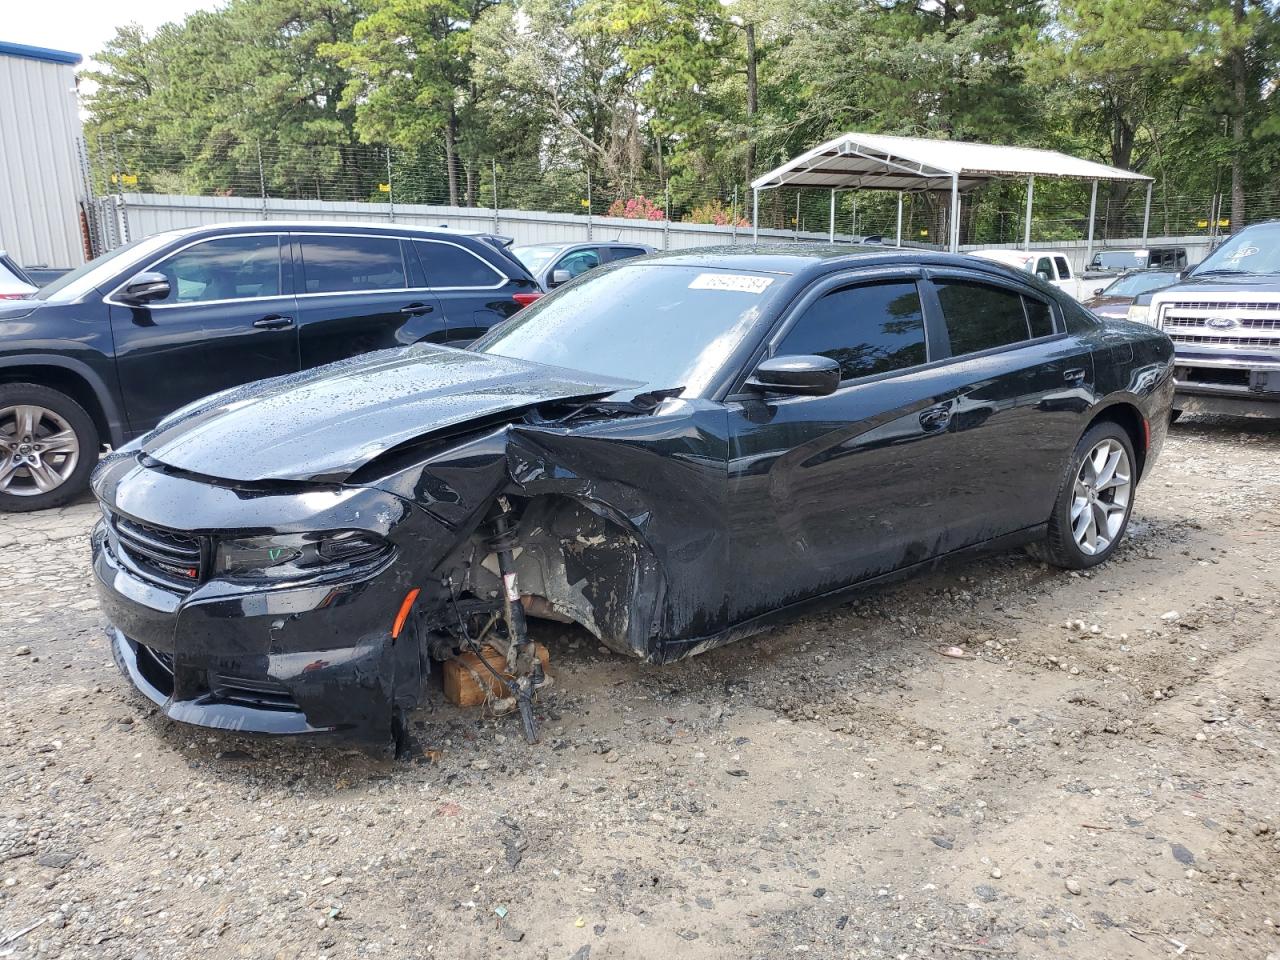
[400,302,434,315]
[253,314,294,330]
[919,406,951,431]
[1063,367,1087,384]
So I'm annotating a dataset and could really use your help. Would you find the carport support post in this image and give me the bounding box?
[1086,179,1098,265]
[829,189,836,243]
[949,175,960,253]
[895,192,903,247]
[1023,175,1035,251]
[752,188,759,241]
[1141,181,1153,245]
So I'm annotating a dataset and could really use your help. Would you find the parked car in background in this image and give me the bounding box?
[512,241,654,291]
[1085,247,1188,277]
[1082,269,1181,319]
[0,251,38,299]
[91,245,1174,750]
[0,221,541,511]
[972,249,1085,300]
[1128,221,1280,419]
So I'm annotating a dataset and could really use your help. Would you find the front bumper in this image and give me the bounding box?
[92,524,415,743]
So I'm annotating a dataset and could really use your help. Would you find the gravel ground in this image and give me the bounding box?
[1,415,1278,960]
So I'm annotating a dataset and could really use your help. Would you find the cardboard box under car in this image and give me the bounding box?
[442,643,550,708]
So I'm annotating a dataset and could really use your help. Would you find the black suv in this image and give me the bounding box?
[0,222,541,510]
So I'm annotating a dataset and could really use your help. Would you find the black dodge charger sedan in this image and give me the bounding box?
[91,246,1175,749]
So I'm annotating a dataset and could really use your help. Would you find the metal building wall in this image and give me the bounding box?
[0,47,85,270]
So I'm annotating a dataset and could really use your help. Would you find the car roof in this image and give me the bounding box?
[632,244,996,276]
[156,221,500,241]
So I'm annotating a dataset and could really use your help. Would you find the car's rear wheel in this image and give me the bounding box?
[1037,421,1136,569]
[0,384,99,512]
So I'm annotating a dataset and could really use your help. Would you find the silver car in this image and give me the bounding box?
[511,241,655,292]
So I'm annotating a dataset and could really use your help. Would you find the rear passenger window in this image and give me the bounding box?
[299,236,405,293]
[607,247,648,262]
[775,280,927,381]
[936,281,1035,355]
[1024,297,1055,338]
[413,241,502,288]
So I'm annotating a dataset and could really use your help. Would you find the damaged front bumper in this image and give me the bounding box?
[89,460,435,747]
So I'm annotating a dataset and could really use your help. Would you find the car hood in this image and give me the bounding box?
[140,344,638,483]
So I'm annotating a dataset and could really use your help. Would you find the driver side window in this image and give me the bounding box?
[774,280,928,382]
[149,235,282,304]
[555,249,602,281]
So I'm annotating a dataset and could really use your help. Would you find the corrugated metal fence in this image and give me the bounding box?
[90,192,1217,276]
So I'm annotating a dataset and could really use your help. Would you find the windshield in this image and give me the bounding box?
[1090,251,1145,271]
[1101,271,1179,297]
[35,234,175,303]
[511,244,564,274]
[472,263,784,395]
[1192,224,1280,276]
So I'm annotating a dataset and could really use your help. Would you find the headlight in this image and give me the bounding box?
[215,530,392,579]
[1126,303,1151,325]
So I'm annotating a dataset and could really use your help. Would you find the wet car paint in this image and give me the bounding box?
[90,247,1176,748]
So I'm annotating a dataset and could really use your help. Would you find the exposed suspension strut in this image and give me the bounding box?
[488,497,545,743]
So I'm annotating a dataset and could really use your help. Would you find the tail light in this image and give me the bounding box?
[512,292,543,308]
[0,293,30,300]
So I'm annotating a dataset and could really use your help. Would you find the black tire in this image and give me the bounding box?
[0,383,99,513]
[1169,408,1182,424]
[1037,420,1137,569]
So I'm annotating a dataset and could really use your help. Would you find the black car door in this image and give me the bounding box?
[293,233,446,368]
[410,238,521,344]
[108,233,299,433]
[724,269,966,622]
[915,268,1095,545]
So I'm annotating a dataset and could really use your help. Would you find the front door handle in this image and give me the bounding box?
[400,302,435,315]
[919,406,951,431]
[253,314,294,330]
[1063,367,1087,384]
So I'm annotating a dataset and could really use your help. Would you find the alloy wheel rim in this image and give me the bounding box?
[1071,438,1131,556]
[0,405,80,497]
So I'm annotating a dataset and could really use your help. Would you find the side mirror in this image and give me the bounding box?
[747,355,841,397]
[120,271,170,304]
[1093,287,1104,296]
[1036,270,1052,281]
[548,268,572,288]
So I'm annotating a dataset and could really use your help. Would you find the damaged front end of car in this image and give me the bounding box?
[91,345,731,751]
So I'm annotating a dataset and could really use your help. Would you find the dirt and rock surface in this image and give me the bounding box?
[1,415,1278,960]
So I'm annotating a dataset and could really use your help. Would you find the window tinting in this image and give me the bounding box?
[1053,256,1071,279]
[936,281,1032,355]
[554,249,602,281]
[775,280,927,381]
[1024,297,1054,338]
[413,241,501,288]
[607,247,648,262]
[151,235,281,304]
[299,236,404,294]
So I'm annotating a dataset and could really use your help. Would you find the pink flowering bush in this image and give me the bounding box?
[607,195,666,220]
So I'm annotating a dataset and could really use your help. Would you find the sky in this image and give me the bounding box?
[6,0,218,67]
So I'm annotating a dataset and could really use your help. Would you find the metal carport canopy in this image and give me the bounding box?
[749,132,1155,253]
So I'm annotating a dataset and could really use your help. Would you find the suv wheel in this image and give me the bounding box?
[0,383,99,512]
[1035,421,1136,569]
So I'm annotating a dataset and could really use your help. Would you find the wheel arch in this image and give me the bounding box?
[1081,399,1148,481]
[0,356,125,449]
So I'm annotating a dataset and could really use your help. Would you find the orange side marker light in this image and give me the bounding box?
[392,588,421,639]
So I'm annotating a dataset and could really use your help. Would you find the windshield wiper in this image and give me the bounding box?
[529,387,685,425]
[1191,268,1252,277]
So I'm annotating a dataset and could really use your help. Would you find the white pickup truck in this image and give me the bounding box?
[971,249,1088,301]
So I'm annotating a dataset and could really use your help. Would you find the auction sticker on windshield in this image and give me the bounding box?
[688,273,775,294]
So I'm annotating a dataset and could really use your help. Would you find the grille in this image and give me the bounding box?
[1164,300,1280,312]
[1176,366,1251,387]
[1168,333,1280,349]
[211,673,298,711]
[1164,316,1280,331]
[110,514,207,592]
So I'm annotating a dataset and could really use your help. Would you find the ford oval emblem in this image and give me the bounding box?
[1205,316,1238,330]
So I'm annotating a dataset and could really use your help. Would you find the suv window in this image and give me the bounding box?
[1034,257,1054,281]
[606,247,648,263]
[936,280,1049,356]
[1053,256,1071,280]
[412,240,501,288]
[775,280,927,381]
[149,235,281,304]
[299,235,405,294]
